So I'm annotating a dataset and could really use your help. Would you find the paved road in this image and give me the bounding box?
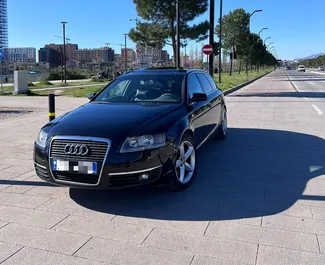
[0,70,325,264]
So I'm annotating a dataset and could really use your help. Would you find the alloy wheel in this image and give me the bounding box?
[175,140,196,184]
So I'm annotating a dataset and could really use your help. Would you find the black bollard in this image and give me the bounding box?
[48,93,55,121]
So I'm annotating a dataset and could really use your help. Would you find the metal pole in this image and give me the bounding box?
[62,22,67,84]
[124,34,127,71]
[218,0,223,83]
[209,0,215,77]
[176,0,180,68]
[0,59,3,95]
[48,93,55,121]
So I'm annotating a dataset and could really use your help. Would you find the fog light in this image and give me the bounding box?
[139,174,149,181]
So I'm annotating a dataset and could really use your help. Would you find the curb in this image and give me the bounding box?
[223,70,274,96]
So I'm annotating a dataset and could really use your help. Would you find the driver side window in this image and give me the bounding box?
[188,74,204,99]
[109,80,130,96]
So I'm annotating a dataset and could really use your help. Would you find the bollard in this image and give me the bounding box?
[48,93,55,121]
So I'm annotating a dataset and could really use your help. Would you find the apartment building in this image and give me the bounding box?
[73,47,114,63]
[5,47,36,64]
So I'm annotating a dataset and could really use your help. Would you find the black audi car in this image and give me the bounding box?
[33,67,227,191]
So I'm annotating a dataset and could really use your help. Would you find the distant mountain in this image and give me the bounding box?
[294,52,325,61]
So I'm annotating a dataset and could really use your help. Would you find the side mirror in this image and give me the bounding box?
[87,92,97,100]
[191,92,208,102]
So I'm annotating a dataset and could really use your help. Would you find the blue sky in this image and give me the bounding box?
[7,0,325,61]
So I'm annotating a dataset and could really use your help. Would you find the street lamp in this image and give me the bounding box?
[266,42,273,49]
[264,37,271,44]
[61,21,67,84]
[249,9,262,31]
[124,33,128,71]
[259,27,268,36]
[218,0,223,83]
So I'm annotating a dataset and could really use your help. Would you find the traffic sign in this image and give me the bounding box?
[202,44,213,55]
[0,49,3,60]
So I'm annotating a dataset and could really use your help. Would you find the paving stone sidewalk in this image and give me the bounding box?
[0,70,324,264]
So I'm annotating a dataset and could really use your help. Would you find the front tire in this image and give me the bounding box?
[169,134,197,191]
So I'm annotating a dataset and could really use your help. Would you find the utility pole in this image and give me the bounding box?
[209,0,215,77]
[124,34,128,71]
[176,0,180,68]
[61,22,67,84]
[218,0,223,83]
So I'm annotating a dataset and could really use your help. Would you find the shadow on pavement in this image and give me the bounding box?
[69,128,325,221]
[228,92,325,98]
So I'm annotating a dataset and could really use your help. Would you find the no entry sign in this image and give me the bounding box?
[202,44,213,55]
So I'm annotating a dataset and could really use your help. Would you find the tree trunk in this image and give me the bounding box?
[229,56,233,76]
[238,59,241,74]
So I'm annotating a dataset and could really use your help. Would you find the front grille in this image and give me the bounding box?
[108,167,161,187]
[35,164,49,179]
[53,172,99,185]
[50,139,109,161]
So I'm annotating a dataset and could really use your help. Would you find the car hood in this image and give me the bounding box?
[47,102,180,141]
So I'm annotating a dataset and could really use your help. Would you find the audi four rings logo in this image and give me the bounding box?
[64,144,89,156]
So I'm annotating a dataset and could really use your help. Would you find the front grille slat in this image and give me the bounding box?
[49,138,110,185]
[35,164,49,179]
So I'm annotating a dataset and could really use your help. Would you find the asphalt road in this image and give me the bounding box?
[0,70,325,264]
[286,69,325,92]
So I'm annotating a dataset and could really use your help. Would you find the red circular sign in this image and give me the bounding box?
[202,44,213,55]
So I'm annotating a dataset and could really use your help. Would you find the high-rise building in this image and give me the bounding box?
[5,48,36,64]
[0,0,8,49]
[121,48,136,67]
[136,44,162,67]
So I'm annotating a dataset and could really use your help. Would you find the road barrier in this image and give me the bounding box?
[48,93,55,121]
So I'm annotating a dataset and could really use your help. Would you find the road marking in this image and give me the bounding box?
[303,97,308,100]
[312,104,323,116]
[309,81,316,85]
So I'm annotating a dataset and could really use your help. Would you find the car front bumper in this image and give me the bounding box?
[33,136,176,189]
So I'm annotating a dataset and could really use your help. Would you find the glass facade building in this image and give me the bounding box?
[0,0,8,49]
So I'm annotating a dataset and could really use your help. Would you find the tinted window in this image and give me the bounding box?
[93,74,185,104]
[196,73,213,94]
[203,73,219,91]
[188,74,204,98]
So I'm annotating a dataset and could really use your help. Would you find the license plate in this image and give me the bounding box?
[52,159,97,174]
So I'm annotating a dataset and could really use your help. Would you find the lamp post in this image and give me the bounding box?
[266,42,273,49]
[264,37,271,44]
[176,0,180,68]
[249,9,262,31]
[208,0,215,77]
[124,33,128,71]
[218,0,223,83]
[61,21,67,84]
[259,27,268,36]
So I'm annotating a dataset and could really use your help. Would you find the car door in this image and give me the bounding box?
[202,72,223,126]
[187,73,211,146]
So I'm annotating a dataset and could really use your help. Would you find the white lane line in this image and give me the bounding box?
[312,104,323,116]
[309,81,316,85]
[303,97,308,100]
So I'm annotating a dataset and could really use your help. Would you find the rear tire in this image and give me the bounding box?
[169,134,197,191]
[216,106,227,140]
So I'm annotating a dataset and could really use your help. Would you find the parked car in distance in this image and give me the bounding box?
[297,65,306,72]
[318,66,324,71]
[284,66,292,70]
[33,67,228,191]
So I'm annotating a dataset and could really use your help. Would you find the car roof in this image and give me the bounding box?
[123,67,208,76]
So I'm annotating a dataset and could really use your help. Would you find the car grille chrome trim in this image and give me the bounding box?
[48,135,111,186]
[108,165,162,176]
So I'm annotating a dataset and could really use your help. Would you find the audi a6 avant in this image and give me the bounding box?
[33,68,227,191]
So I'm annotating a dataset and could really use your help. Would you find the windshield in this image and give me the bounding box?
[92,74,185,104]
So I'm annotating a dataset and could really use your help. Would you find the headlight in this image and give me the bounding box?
[36,130,48,147]
[120,133,166,153]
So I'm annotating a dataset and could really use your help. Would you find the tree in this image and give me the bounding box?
[129,0,210,65]
[215,8,250,73]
